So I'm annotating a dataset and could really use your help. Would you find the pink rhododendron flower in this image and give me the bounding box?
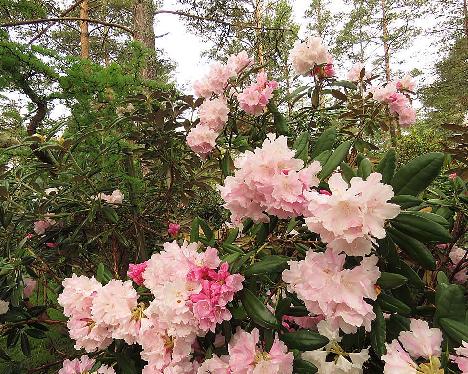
[219,134,321,224]
[25,233,34,239]
[282,249,380,333]
[372,83,397,102]
[95,189,124,205]
[305,172,400,256]
[398,319,442,359]
[382,340,418,374]
[449,172,457,180]
[33,216,56,235]
[23,278,37,298]
[289,37,331,75]
[237,72,278,116]
[396,74,416,91]
[451,341,468,373]
[449,245,467,283]
[227,51,253,74]
[313,58,335,79]
[168,222,181,236]
[58,274,102,317]
[372,84,416,126]
[193,62,235,98]
[67,314,113,352]
[59,355,115,374]
[347,62,372,81]
[199,97,230,132]
[186,124,218,156]
[127,262,148,285]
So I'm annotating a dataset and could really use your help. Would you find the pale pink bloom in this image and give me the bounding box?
[227,51,253,75]
[372,83,397,102]
[96,189,124,205]
[372,84,416,126]
[91,280,138,328]
[168,222,181,236]
[302,348,369,374]
[59,355,115,374]
[283,249,380,333]
[237,72,278,116]
[198,355,230,374]
[33,217,56,235]
[23,278,37,298]
[186,124,218,155]
[396,105,416,126]
[347,63,372,81]
[382,340,418,374]
[449,246,467,283]
[396,74,416,91]
[451,341,468,373]
[449,172,457,180]
[219,134,321,224]
[199,97,230,132]
[398,319,442,359]
[58,274,102,317]
[289,37,331,76]
[128,262,148,285]
[67,315,113,352]
[193,62,235,98]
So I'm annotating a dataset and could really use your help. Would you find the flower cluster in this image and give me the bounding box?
[382,319,443,373]
[289,36,331,76]
[59,355,115,374]
[198,328,294,374]
[451,341,468,373]
[237,71,278,116]
[59,241,244,373]
[282,248,380,333]
[94,189,124,205]
[347,62,372,82]
[218,133,321,224]
[305,173,400,257]
[371,80,417,126]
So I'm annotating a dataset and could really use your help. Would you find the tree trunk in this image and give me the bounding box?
[380,0,391,82]
[316,0,323,37]
[79,0,90,58]
[464,0,468,41]
[254,0,264,66]
[133,0,156,79]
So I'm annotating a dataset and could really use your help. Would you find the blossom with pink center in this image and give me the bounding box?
[289,37,331,76]
[372,84,416,126]
[282,249,380,333]
[227,51,253,74]
[305,172,400,256]
[398,319,442,359]
[23,278,37,298]
[347,62,372,81]
[313,57,335,79]
[33,216,56,235]
[58,274,102,317]
[168,222,181,236]
[218,133,321,224]
[193,62,235,98]
[396,74,416,91]
[237,72,278,116]
[128,262,148,285]
[199,97,230,132]
[382,340,418,374]
[451,341,468,373]
[186,124,218,156]
[59,355,115,374]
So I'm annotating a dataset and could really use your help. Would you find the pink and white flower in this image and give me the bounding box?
[451,341,468,373]
[59,355,115,374]
[237,72,278,116]
[347,62,372,82]
[289,37,331,76]
[199,97,230,132]
[227,51,253,75]
[186,124,218,156]
[396,74,416,91]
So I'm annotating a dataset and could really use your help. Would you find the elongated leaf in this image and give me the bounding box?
[244,256,289,276]
[102,206,118,223]
[280,330,329,350]
[293,358,318,374]
[376,149,396,184]
[275,296,292,319]
[318,141,351,179]
[311,127,337,158]
[241,289,279,329]
[391,212,451,243]
[390,195,422,209]
[268,102,288,135]
[434,282,466,324]
[378,272,408,289]
[313,149,332,166]
[293,132,309,163]
[190,217,200,242]
[358,158,373,179]
[440,318,468,344]
[370,304,387,356]
[340,162,356,183]
[378,293,411,315]
[392,152,445,196]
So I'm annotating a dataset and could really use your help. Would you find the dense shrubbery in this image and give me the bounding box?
[0,35,467,374]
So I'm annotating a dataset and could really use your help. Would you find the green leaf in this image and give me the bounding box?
[280,330,329,351]
[293,358,318,374]
[387,227,436,270]
[313,149,332,166]
[198,217,214,244]
[330,80,358,90]
[376,149,396,184]
[311,127,337,158]
[240,288,279,329]
[391,212,451,243]
[436,271,449,285]
[25,328,46,339]
[275,296,292,319]
[378,293,411,315]
[190,217,200,243]
[390,195,422,209]
[340,162,356,183]
[101,206,118,223]
[244,256,289,276]
[222,252,241,265]
[439,318,468,344]
[268,102,288,135]
[293,132,309,163]
[20,333,30,356]
[96,263,113,284]
[224,228,239,244]
[255,223,269,245]
[318,141,351,179]
[434,282,466,324]
[370,304,387,356]
[222,243,244,254]
[386,314,410,341]
[286,217,297,234]
[398,262,424,288]
[392,152,445,196]
[357,157,373,179]
[377,272,408,289]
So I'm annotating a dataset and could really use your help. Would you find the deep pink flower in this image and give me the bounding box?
[168,222,181,237]
[127,262,148,285]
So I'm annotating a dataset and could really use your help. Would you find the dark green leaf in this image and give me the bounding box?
[377,272,408,289]
[376,149,396,184]
[318,141,351,179]
[370,304,387,356]
[240,288,279,329]
[244,256,289,276]
[293,132,309,163]
[280,330,329,351]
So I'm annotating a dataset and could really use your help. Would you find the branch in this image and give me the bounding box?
[0,17,134,35]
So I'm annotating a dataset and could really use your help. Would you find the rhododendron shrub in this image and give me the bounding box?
[1,36,467,374]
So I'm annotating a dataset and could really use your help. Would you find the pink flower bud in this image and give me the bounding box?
[168,222,181,236]
[449,172,457,180]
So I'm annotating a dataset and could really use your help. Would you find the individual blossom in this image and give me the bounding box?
[237,71,278,116]
[227,50,253,75]
[289,36,331,76]
[0,299,9,315]
[449,172,457,180]
[58,274,102,317]
[218,134,321,224]
[33,216,56,235]
[451,341,468,373]
[302,321,370,374]
[186,124,218,156]
[168,222,181,237]
[283,249,380,333]
[23,278,37,298]
[199,97,230,132]
[396,74,416,91]
[449,245,467,283]
[193,62,235,98]
[59,355,115,374]
[127,262,148,285]
[67,314,113,352]
[347,62,372,82]
[305,173,400,256]
[398,319,443,359]
[382,340,419,374]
